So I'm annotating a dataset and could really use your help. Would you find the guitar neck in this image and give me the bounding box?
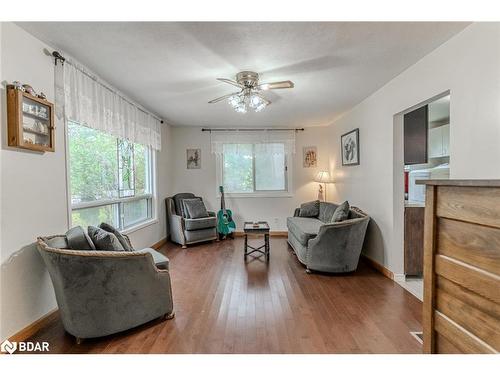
[221,190,226,211]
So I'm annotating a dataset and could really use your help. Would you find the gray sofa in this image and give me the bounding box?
[287,202,370,273]
[37,234,174,342]
[166,193,217,248]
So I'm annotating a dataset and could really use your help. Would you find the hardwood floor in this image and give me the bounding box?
[26,237,423,353]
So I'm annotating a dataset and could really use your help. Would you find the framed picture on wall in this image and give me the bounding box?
[303,146,318,168]
[341,128,360,166]
[187,148,201,169]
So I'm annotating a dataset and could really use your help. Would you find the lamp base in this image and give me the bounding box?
[318,183,325,201]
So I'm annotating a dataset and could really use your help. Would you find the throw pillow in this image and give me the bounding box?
[99,222,134,251]
[299,200,320,217]
[66,226,96,250]
[331,201,350,222]
[182,197,202,218]
[88,226,125,251]
[183,199,209,219]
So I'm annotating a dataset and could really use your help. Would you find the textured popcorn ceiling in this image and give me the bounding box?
[19,22,468,127]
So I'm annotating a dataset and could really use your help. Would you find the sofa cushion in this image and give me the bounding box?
[299,200,320,218]
[319,202,338,222]
[88,226,125,251]
[99,222,134,251]
[139,248,170,270]
[66,226,96,250]
[44,235,70,249]
[331,201,350,222]
[286,217,324,246]
[183,198,208,219]
[184,216,217,231]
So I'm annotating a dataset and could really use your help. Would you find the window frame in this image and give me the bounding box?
[65,122,158,234]
[216,142,293,198]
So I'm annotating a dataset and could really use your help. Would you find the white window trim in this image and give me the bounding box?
[65,122,158,232]
[215,143,294,198]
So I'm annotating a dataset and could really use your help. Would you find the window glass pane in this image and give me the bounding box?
[123,198,151,228]
[118,139,135,198]
[134,143,149,196]
[255,143,286,191]
[68,122,118,203]
[223,144,253,193]
[71,204,119,229]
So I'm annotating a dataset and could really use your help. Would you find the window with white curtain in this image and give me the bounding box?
[68,121,154,230]
[221,142,289,195]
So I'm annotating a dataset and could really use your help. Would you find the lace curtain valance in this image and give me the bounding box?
[55,58,162,150]
[209,130,296,155]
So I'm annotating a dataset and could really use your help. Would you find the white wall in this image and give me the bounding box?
[326,22,500,275]
[170,126,330,230]
[0,22,172,340]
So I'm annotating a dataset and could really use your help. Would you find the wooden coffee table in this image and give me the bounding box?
[243,221,270,262]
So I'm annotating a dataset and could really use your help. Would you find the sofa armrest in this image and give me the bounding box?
[306,216,370,272]
[293,208,301,217]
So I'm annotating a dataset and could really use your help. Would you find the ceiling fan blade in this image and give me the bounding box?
[208,91,241,104]
[257,80,294,90]
[216,78,244,89]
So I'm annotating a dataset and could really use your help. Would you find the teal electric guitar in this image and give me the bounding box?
[217,186,236,239]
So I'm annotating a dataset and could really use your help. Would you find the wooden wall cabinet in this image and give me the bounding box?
[419,180,500,354]
[7,85,55,152]
[404,206,424,276]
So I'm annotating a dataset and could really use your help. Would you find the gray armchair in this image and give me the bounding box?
[166,193,218,248]
[37,235,174,342]
[287,202,370,273]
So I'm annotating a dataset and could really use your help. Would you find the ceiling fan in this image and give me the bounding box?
[208,71,294,113]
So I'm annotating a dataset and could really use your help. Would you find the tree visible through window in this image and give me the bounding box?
[68,122,153,230]
[222,143,287,193]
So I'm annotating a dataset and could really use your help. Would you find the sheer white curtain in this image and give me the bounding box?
[55,58,162,150]
[210,129,296,155]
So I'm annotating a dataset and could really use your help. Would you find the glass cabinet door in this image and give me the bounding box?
[21,96,52,149]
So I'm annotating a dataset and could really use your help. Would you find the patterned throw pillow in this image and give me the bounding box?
[331,201,350,222]
[88,226,125,251]
[299,200,320,218]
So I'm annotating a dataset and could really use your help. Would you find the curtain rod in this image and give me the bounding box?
[202,128,305,132]
[51,51,164,124]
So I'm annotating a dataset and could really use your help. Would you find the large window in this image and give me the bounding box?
[222,143,288,194]
[68,122,154,230]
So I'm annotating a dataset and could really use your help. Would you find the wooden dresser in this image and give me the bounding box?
[418,180,500,353]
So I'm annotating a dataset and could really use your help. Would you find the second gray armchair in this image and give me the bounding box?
[166,193,218,248]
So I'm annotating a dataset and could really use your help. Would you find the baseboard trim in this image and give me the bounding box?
[234,231,288,237]
[151,237,167,250]
[8,308,59,343]
[362,254,394,280]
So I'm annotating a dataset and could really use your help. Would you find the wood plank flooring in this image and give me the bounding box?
[26,237,423,353]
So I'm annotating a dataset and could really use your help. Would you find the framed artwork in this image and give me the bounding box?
[303,146,318,168]
[186,148,201,169]
[341,128,360,166]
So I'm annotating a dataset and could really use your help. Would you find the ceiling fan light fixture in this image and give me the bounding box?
[211,71,293,113]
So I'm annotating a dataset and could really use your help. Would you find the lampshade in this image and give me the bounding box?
[314,171,332,183]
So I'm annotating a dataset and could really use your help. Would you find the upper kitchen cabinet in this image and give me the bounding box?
[428,123,450,158]
[404,105,428,165]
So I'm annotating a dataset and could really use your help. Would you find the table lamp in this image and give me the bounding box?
[314,171,332,201]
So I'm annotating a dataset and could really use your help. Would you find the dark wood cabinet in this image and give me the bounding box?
[404,206,424,275]
[404,105,428,165]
